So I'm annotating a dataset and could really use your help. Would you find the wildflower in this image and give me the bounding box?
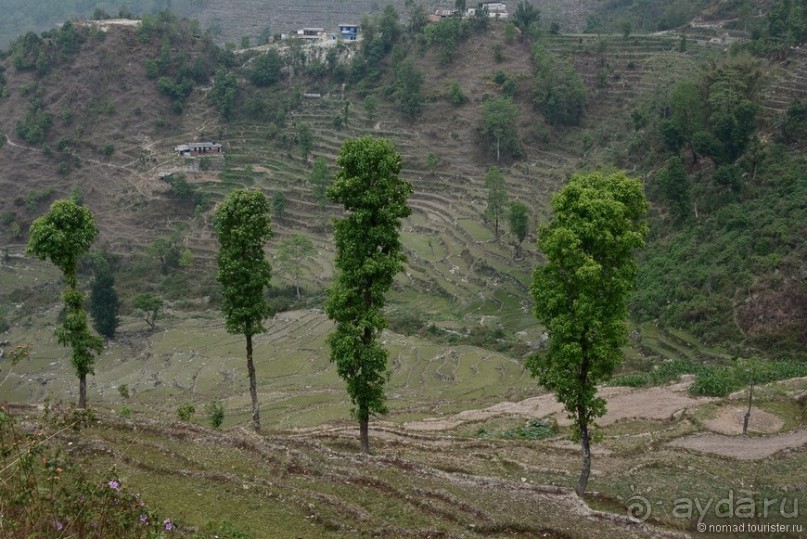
[140,514,148,524]
[55,521,64,531]
[164,517,173,531]
[108,480,120,491]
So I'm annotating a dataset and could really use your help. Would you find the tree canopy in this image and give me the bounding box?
[215,189,273,431]
[481,96,520,163]
[529,170,648,495]
[485,166,508,239]
[27,199,102,408]
[325,136,413,454]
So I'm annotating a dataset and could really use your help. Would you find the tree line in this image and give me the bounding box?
[25,132,647,497]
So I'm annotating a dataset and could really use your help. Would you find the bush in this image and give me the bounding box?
[449,80,466,105]
[205,400,224,429]
[497,419,556,440]
[609,373,650,387]
[177,403,196,422]
[690,368,735,397]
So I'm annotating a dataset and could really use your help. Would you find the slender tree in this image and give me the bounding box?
[276,234,316,299]
[89,268,120,339]
[485,165,508,239]
[27,199,103,408]
[508,200,529,256]
[481,96,519,163]
[298,123,313,162]
[325,136,413,454]
[529,170,648,496]
[215,189,273,432]
[309,156,332,210]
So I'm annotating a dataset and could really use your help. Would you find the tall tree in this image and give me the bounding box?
[276,234,316,299]
[215,189,273,432]
[481,96,520,163]
[533,47,586,126]
[298,123,313,161]
[657,156,691,223]
[309,156,332,210]
[508,200,529,255]
[89,268,120,339]
[27,199,103,408]
[249,49,282,86]
[325,136,413,454]
[485,165,508,239]
[529,170,648,496]
[395,59,424,121]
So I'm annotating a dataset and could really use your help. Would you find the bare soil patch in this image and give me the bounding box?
[668,428,807,460]
[704,405,785,435]
[404,385,714,431]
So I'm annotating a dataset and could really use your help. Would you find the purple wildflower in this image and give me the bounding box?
[140,514,148,524]
[55,521,64,531]
[164,518,173,531]
[108,480,120,491]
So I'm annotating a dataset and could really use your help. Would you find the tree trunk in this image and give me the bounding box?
[743,382,754,435]
[359,413,370,454]
[496,137,501,163]
[576,420,591,496]
[78,373,87,409]
[246,334,260,432]
[295,282,301,300]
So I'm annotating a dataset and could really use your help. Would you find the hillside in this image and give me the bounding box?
[0,6,806,538]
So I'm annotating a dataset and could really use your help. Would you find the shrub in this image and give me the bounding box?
[497,419,556,440]
[177,403,196,422]
[0,407,173,537]
[609,373,650,387]
[690,367,735,397]
[205,400,224,429]
[449,80,466,105]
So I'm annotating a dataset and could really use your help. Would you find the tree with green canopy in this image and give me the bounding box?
[657,156,691,223]
[395,59,424,121]
[134,293,163,330]
[276,234,316,299]
[325,136,413,454]
[529,170,648,496]
[309,156,332,210]
[249,49,282,86]
[485,165,508,240]
[89,267,120,339]
[513,1,541,39]
[215,189,273,432]
[298,123,313,161]
[27,199,103,408]
[481,96,520,163]
[508,200,529,256]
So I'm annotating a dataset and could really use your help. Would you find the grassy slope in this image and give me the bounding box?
[0,15,806,539]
